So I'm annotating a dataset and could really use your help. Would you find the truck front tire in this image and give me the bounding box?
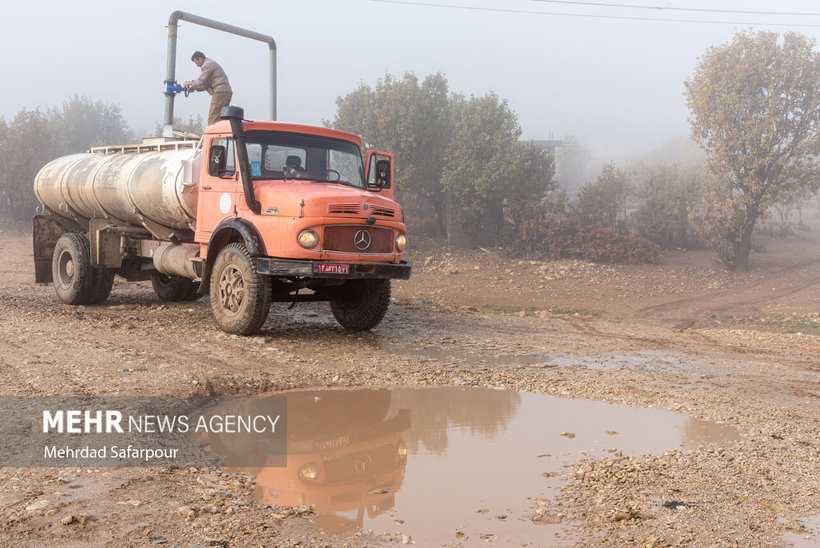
[330,279,391,331]
[209,243,271,335]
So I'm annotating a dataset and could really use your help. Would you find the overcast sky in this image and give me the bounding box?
[3,0,819,160]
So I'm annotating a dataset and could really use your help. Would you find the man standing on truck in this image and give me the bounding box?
[183,51,233,126]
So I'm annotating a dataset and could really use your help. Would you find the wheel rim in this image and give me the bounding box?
[218,265,245,314]
[57,249,74,290]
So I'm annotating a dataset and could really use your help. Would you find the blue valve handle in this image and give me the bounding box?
[163,80,190,97]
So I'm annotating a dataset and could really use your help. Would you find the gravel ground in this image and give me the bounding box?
[0,214,819,547]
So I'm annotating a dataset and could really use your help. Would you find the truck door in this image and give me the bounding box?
[196,137,241,242]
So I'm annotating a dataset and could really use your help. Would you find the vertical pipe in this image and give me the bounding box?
[163,11,277,133]
[162,15,180,137]
[269,46,277,121]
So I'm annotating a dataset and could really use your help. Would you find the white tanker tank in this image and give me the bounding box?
[34,141,200,232]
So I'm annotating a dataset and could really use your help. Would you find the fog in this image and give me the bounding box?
[3,0,818,161]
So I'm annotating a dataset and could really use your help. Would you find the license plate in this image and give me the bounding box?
[314,263,349,274]
[314,434,351,452]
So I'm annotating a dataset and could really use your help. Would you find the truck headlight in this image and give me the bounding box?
[298,230,319,249]
[395,234,406,252]
[299,463,320,481]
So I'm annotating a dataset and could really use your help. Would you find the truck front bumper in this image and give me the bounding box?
[256,258,412,280]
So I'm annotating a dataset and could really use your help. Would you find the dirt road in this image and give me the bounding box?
[0,213,819,547]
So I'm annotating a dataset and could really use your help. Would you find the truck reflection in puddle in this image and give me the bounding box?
[257,389,410,533]
[200,389,412,533]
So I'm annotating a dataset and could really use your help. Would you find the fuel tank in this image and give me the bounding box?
[34,142,201,231]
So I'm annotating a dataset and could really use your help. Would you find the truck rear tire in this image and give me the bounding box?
[330,279,391,331]
[89,268,115,304]
[209,243,271,335]
[52,233,115,305]
[52,232,94,305]
[151,272,201,301]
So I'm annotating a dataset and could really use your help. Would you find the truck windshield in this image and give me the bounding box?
[245,130,365,189]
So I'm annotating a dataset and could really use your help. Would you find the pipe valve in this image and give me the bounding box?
[163,80,190,97]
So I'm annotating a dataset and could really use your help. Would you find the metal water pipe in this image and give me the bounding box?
[163,10,277,137]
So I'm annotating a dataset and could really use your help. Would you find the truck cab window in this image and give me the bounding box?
[210,138,236,178]
[262,146,306,178]
[329,150,362,186]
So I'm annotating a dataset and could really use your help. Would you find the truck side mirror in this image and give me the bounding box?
[375,160,391,188]
[209,145,227,177]
[366,154,392,190]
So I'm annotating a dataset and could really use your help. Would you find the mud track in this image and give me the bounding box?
[0,215,819,547]
[634,256,820,323]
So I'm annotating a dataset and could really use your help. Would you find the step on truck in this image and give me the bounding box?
[32,106,411,335]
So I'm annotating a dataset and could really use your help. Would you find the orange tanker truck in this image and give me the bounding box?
[32,106,411,335]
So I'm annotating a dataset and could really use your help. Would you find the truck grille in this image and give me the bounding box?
[370,206,395,218]
[323,444,396,483]
[327,203,396,218]
[323,226,393,253]
[328,203,359,215]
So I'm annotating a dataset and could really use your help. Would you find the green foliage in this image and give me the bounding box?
[0,96,133,219]
[331,74,561,246]
[0,110,57,218]
[747,313,820,335]
[685,30,820,270]
[502,143,567,254]
[330,73,451,234]
[520,217,658,264]
[440,92,522,245]
[52,95,132,152]
[632,163,701,249]
[505,142,566,230]
[575,163,630,229]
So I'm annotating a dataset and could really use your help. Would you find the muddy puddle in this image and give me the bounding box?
[783,515,820,547]
[218,387,739,546]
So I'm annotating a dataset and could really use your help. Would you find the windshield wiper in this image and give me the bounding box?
[307,178,360,188]
[310,178,345,184]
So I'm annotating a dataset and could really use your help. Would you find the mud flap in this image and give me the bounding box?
[32,215,69,283]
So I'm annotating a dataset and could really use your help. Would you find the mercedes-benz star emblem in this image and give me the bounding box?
[354,229,372,250]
